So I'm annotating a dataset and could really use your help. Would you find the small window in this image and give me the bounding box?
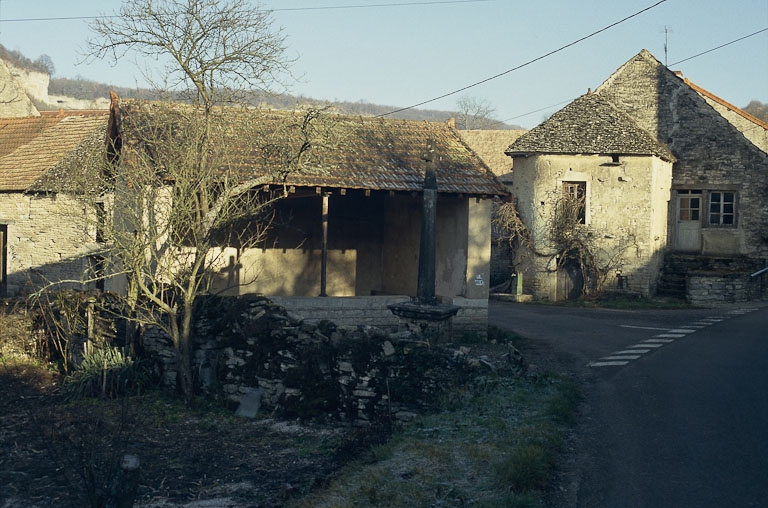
[562,181,586,224]
[95,202,107,243]
[708,191,736,226]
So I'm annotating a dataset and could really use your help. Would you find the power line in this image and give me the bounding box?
[272,0,495,12]
[376,0,668,117]
[0,0,495,22]
[669,27,768,66]
[497,27,768,126]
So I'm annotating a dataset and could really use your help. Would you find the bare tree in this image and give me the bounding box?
[455,95,498,130]
[78,0,329,402]
[85,0,292,112]
[34,54,56,76]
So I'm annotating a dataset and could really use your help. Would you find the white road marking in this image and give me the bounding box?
[620,325,675,331]
[602,355,643,361]
[591,308,760,369]
[589,361,630,367]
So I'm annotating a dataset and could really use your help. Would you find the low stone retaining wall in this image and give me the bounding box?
[270,295,489,340]
[686,272,766,305]
[269,295,409,330]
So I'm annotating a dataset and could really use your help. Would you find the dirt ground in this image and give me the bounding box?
[0,335,535,508]
[0,360,386,508]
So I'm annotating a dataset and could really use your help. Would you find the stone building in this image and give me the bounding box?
[108,99,508,334]
[505,49,768,302]
[505,92,676,299]
[0,111,110,296]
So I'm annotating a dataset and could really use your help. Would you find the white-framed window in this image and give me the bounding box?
[707,191,736,227]
[562,181,586,224]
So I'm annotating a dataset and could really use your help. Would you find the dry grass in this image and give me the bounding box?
[291,370,580,508]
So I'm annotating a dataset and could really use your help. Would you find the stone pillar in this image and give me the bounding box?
[417,138,438,305]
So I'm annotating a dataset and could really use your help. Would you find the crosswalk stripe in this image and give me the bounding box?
[589,361,630,367]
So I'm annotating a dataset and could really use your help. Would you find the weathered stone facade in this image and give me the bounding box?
[596,50,768,260]
[509,153,672,299]
[505,92,675,300]
[504,49,768,302]
[0,193,102,295]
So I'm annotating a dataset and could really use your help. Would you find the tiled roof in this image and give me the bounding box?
[119,102,509,197]
[504,93,676,163]
[0,112,109,191]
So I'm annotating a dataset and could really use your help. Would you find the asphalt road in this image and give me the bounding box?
[489,300,768,508]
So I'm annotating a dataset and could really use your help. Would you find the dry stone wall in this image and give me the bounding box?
[141,295,520,425]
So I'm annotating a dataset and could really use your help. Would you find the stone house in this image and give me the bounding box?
[109,100,508,334]
[505,92,676,299]
[505,49,768,302]
[0,111,110,296]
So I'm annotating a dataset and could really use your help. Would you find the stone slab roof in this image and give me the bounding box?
[0,112,109,191]
[118,101,509,197]
[504,92,676,162]
[458,129,526,179]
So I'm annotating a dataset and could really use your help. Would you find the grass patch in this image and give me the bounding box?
[290,371,580,508]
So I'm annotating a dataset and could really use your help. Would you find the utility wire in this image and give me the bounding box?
[498,27,768,125]
[376,0,668,117]
[0,0,495,22]
[272,0,494,12]
[669,27,768,66]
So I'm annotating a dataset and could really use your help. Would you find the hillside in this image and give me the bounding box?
[46,76,521,128]
[0,44,518,127]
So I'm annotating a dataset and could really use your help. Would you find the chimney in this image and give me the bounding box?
[447,117,456,129]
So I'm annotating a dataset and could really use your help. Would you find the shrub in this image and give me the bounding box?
[64,347,150,400]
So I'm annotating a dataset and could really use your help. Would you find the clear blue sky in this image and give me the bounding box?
[0,0,766,128]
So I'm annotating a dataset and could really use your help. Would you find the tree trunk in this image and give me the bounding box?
[170,309,194,403]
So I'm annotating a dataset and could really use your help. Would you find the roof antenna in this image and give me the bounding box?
[663,26,672,67]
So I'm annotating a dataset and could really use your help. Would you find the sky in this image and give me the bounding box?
[0,0,766,129]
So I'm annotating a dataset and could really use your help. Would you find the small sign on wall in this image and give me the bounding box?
[473,274,485,286]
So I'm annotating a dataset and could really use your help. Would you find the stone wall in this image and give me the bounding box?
[269,295,488,340]
[509,153,672,300]
[687,273,767,306]
[141,295,517,425]
[596,50,768,260]
[269,295,408,329]
[0,193,101,296]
